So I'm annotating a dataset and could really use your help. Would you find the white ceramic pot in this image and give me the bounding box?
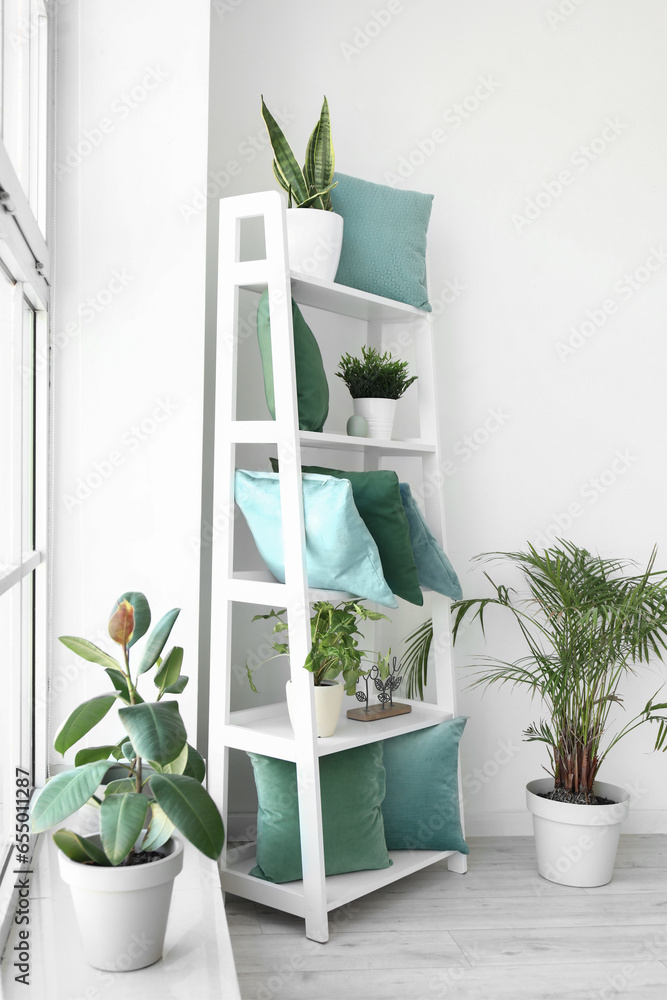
[285,208,343,281]
[353,397,397,440]
[526,778,630,887]
[58,834,184,971]
[285,679,344,738]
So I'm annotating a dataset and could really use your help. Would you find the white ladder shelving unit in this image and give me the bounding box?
[206,190,466,943]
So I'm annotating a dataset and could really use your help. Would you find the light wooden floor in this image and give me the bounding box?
[225,835,667,1000]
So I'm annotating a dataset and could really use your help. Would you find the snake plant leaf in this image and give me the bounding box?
[74,744,118,767]
[151,773,224,860]
[299,181,337,209]
[112,591,151,648]
[58,636,121,671]
[261,95,308,206]
[136,608,180,675]
[142,802,175,852]
[30,760,114,833]
[108,599,135,648]
[154,646,183,696]
[183,743,206,782]
[118,700,187,765]
[100,793,149,865]
[52,828,111,866]
[304,96,335,210]
[54,694,117,755]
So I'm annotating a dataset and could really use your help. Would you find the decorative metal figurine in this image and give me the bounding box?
[348,656,412,722]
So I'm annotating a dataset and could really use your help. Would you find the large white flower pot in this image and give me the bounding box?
[526,778,630,887]
[58,834,184,971]
[285,679,344,738]
[353,397,398,440]
[285,208,343,281]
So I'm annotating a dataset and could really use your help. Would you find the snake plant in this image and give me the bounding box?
[261,95,336,210]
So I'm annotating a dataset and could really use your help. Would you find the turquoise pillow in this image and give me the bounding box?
[399,484,462,600]
[247,744,392,883]
[234,470,397,608]
[381,718,469,854]
[331,172,433,310]
[256,291,329,432]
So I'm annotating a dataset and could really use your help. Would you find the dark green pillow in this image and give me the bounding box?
[256,290,329,432]
[381,718,469,854]
[247,743,392,883]
[269,460,423,606]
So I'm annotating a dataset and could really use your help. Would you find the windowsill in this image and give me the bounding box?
[1,832,241,999]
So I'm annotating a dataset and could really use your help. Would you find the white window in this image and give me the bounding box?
[0,0,49,947]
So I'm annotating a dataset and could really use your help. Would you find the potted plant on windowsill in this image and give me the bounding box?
[336,345,418,440]
[30,592,224,971]
[248,600,389,737]
[261,95,342,281]
[448,540,667,887]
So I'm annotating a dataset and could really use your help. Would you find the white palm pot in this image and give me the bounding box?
[353,397,397,440]
[285,208,343,282]
[58,834,184,971]
[285,679,344,738]
[526,778,630,887]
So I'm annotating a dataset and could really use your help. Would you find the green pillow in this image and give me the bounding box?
[270,460,423,606]
[381,718,469,854]
[331,172,433,310]
[399,484,462,600]
[256,290,329,432]
[247,744,392,883]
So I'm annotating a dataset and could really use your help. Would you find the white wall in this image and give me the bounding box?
[208,0,667,834]
[50,2,210,764]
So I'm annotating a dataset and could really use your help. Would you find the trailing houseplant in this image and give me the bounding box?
[248,600,390,737]
[260,95,343,281]
[336,346,418,439]
[30,592,225,969]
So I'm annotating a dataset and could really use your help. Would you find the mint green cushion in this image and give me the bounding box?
[381,718,469,854]
[270,460,422,607]
[234,470,397,608]
[399,484,462,600]
[256,290,329,432]
[331,173,433,310]
[248,744,392,883]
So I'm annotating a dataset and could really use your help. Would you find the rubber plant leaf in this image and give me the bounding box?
[52,828,111,866]
[154,646,184,696]
[58,636,121,671]
[74,744,118,767]
[136,608,180,675]
[100,793,149,865]
[54,694,117,755]
[142,802,175,852]
[30,760,115,833]
[183,744,206,782]
[112,591,151,648]
[118,700,187,766]
[108,599,134,648]
[151,773,224,860]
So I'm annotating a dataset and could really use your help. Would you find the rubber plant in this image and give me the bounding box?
[30,592,224,865]
[336,346,418,400]
[261,95,336,209]
[403,541,667,799]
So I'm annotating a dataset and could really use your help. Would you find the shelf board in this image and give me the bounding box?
[229,570,360,605]
[224,698,452,760]
[299,431,436,455]
[220,842,460,916]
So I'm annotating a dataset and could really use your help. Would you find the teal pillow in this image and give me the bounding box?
[247,744,392,882]
[270,460,423,607]
[234,470,397,608]
[381,718,469,854]
[399,484,462,600]
[256,290,329,432]
[331,172,433,310]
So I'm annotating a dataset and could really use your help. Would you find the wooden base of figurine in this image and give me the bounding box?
[346,702,412,722]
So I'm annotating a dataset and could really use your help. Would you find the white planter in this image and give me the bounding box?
[58,834,184,971]
[353,397,397,440]
[526,778,630,887]
[285,679,344,738]
[285,208,343,281]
